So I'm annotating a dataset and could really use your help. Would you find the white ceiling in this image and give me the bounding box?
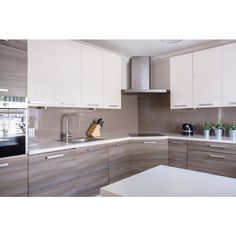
[84,40,212,58]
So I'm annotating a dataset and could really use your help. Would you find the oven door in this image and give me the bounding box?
[0,109,26,158]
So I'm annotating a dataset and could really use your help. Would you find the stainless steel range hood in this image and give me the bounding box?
[123,56,168,94]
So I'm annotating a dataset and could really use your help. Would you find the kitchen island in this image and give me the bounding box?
[100,165,236,197]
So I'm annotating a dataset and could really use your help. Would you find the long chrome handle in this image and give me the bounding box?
[142,141,156,144]
[198,103,214,106]
[0,88,9,92]
[0,163,9,168]
[61,102,76,105]
[46,153,64,159]
[169,141,185,145]
[228,102,236,105]
[29,101,46,104]
[208,144,226,148]
[174,105,187,108]
[108,104,119,108]
[208,154,226,159]
[87,104,99,107]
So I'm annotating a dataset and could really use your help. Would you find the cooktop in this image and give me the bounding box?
[128,133,165,137]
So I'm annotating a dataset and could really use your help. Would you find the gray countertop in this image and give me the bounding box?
[28,132,236,155]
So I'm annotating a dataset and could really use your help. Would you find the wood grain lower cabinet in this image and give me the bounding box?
[130,140,168,175]
[188,149,236,178]
[108,141,130,183]
[168,139,187,168]
[76,145,108,196]
[0,155,28,196]
[29,149,76,197]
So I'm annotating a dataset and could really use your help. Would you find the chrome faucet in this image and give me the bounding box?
[61,113,80,143]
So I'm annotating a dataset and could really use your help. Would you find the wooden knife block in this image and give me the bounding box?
[86,123,101,138]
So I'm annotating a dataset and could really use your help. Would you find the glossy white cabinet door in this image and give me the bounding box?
[222,43,236,107]
[193,47,222,108]
[28,40,82,107]
[170,53,193,109]
[103,51,121,109]
[81,44,103,108]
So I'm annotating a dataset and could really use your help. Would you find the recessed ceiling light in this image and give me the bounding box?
[160,40,183,44]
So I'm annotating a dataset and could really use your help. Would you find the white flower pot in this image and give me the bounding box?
[215,129,223,140]
[229,130,236,141]
[204,130,210,139]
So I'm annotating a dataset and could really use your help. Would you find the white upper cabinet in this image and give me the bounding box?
[222,42,236,107]
[193,46,222,108]
[170,53,193,109]
[28,40,82,107]
[81,44,103,108]
[103,51,121,109]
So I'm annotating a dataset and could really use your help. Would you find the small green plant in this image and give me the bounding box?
[202,122,212,130]
[226,124,236,131]
[213,122,225,130]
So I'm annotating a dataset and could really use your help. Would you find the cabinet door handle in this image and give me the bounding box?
[61,102,76,106]
[208,144,226,148]
[0,163,9,168]
[46,154,64,159]
[29,101,47,104]
[208,154,226,159]
[169,141,184,145]
[142,141,156,144]
[87,148,94,152]
[174,105,187,108]
[87,104,99,107]
[228,102,236,105]
[108,104,119,108]
[198,103,214,106]
[0,88,9,92]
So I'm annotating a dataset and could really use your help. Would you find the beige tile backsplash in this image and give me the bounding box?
[138,94,236,135]
[28,95,138,144]
[29,93,236,146]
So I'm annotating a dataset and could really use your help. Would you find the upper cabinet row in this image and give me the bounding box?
[28,40,121,109]
[170,42,236,109]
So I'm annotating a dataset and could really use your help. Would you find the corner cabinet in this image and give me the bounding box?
[170,53,193,109]
[28,40,82,107]
[130,139,168,175]
[193,47,222,108]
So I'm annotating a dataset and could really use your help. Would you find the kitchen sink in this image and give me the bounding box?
[59,137,104,144]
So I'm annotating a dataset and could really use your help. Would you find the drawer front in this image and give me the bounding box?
[109,142,130,183]
[188,149,236,178]
[168,139,187,152]
[29,149,76,197]
[76,145,109,196]
[168,139,187,168]
[188,141,236,154]
[130,140,168,174]
[0,155,28,196]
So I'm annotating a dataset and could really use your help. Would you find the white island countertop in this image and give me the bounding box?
[100,165,236,197]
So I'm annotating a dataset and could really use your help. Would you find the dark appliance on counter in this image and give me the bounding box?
[182,123,196,136]
[0,96,27,158]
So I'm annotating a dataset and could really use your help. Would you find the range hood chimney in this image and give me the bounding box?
[123,56,168,94]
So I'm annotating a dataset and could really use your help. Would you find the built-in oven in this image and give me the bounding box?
[0,96,27,158]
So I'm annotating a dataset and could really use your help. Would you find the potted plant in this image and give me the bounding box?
[202,122,212,139]
[226,124,236,141]
[213,122,224,140]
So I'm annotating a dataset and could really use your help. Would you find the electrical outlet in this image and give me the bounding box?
[28,128,35,138]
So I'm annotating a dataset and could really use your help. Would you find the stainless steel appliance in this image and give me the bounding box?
[123,56,168,94]
[182,123,196,136]
[129,132,165,137]
[0,96,27,158]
